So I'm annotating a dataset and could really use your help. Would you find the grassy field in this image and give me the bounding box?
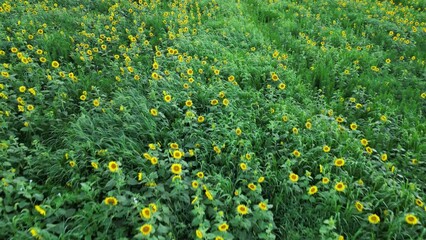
[1,0,425,239]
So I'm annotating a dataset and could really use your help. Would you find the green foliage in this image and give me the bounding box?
[0,0,425,239]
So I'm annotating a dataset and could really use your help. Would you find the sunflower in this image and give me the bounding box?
[237,204,249,215]
[308,186,318,195]
[248,183,257,191]
[218,222,229,232]
[51,61,59,68]
[197,116,205,123]
[104,197,118,206]
[240,163,247,171]
[323,145,331,153]
[108,161,119,172]
[171,163,182,175]
[192,181,199,189]
[185,100,193,107]
[334,158,345,167]
[334,182,346,192]
[258,176,265,183]
[164,95,172,102]
[140,207,151,219]
[93,99,100,107]
[350,123,357,130]
[366,147,373,154]
[322,177,330,184]
[196,229,203,239]
[360,138,368,146]
[172,150,183,159]
[19,86,26,92]
[405,214,418,225]
[289,173,299,182]
[235,128,242,136]
[381,153,387,161]
[140,224,153,236]
[415,199,424,207]
[150,108,158,116]
[368,214,380,224]
[305,121,312,129]
[293,150,301,157]
[196,172,204,179]
[35,205,46,216]
[259,202,268,211]
[355,201,363,212]
[210,99,219,105]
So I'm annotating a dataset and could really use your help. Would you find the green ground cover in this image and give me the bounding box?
[1,0,425,239]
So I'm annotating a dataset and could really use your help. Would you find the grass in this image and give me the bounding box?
[1,0,425,239]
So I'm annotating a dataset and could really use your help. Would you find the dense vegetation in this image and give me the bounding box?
[1,0,425,239]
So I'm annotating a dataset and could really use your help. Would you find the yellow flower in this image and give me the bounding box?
[51,61,59,68]
[240,163,247,171]
[278,83,286,90]
[140,224,153,236]
[218,222,229,232]
[197,116,205,123]
[289,173,299,182]
[205,190,213,200]
[258,202,268,211]
[164,94,172,102]
[350,123,357,130]
[380,115,387,122]
[293,150,301,157]
[215,237,224,240]
[271,72,279,81]
[93,99,100,107]
[210,99,219,105]
[292,127,298,134]
[196,229,203,239]
[237,204,249,215]
[171,163,182,174]
[80,95,86,101]
[170,142,179,149]
[69,161,76,168]
[35,205,46,216]
[150,108,158,116]
[308,186,318,195]
[30,227,41,239]
[140,207,151,219]
[405,214,418,225]
[322,177,330,184]
[323,145,330,153]
[415,199,424,207]
[149,203,158,212]
[27,105,35,111]
[381,153,387,161]
[258,176,265,183]
[368,214,380,224]
[196,172,204,179]
[104,196,118,206]
[366,147,373,154]
[172,150,183,159]
[355,201,363,212]
[192,181,199,189]
[248,183,257,191]
[185,100,193,107]
[19,86,26,92]
[305,122,312,129]
[334,181,346,192]
[108,161,119,172]
[334,158,345,167]
[150,157,158,165]
[91,162,98,169]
